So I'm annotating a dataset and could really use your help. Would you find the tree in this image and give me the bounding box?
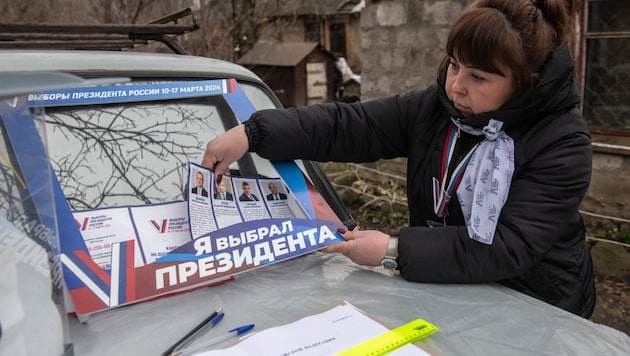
[0,0,263,61]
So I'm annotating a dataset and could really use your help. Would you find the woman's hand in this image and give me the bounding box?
[323,227,390,266]
[201,125,249,177]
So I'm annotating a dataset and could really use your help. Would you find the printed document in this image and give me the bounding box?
[195,302,431,355]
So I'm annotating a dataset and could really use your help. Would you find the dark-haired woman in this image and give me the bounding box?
[202,0,595,318]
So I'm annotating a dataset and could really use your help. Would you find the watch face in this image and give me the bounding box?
[381,258,397,269]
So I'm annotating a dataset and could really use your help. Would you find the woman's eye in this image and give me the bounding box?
[471,73,484,81]
[448,60,459,73]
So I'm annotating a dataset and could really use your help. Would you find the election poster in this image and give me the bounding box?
[4,78,345,317]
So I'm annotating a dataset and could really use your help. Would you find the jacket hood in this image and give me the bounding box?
[437,44,581,131]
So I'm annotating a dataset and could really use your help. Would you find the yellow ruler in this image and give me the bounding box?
[336,318,438,356]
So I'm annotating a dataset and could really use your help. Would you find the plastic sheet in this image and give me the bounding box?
[68,252,630,355]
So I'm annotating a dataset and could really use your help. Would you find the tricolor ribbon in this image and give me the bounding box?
[432,122,479,218]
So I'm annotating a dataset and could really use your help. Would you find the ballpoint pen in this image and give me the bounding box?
[175,324,255,356]
[162,308,224,356]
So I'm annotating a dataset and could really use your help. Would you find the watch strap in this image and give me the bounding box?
[385,235,398,258]
[381,235,398,269]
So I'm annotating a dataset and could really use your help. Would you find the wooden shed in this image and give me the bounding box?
[237,41,337,107]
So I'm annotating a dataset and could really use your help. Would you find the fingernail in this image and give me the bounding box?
[217,174,222,184]
[336,228,347,234]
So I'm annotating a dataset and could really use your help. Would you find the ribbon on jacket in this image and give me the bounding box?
[454,119,514,244]
[432,123,479,219]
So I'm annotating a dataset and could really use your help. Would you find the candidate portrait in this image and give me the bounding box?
[213,179,233,200]
[191,171,209,197]
[238,181,259,201]
[266,182,287,201]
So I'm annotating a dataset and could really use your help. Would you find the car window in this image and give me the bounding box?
[240,82,278,110]
[41,80,281,210]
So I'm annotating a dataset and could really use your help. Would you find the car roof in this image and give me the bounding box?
[0,50,263,83]
[0,71,125,99]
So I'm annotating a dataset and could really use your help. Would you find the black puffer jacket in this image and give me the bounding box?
[245,45,595,318]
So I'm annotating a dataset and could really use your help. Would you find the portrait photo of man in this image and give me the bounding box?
[266,182,287,201]
[214,178,233,201]
[191,171,209,197]
[238,181,259,201]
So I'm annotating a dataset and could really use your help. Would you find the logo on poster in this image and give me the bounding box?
[151,219,168,233]
[75,217,90,231]
[150,217,189,234]
[75,215,112,231]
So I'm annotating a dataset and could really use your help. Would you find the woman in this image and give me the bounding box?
[202,0,595,318]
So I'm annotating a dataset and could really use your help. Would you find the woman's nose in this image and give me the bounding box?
[450,73,467,95]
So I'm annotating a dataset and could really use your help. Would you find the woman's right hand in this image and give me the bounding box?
[323,227,390,266]
[201,124,249,177]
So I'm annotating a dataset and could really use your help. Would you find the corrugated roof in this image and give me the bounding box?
[237,41,320,66]
[257,0,362,17]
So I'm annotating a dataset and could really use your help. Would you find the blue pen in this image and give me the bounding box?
[176,324,255,356]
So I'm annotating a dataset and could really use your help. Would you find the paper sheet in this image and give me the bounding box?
[194,302,430,356]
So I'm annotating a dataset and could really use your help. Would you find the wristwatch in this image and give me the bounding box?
[381,235,398,269]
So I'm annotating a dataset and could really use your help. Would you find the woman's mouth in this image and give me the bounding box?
[453,101,471,115]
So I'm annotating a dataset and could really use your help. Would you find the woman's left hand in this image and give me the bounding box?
[323,227,390,266]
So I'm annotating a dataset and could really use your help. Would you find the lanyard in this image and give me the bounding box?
[432,123,479,218]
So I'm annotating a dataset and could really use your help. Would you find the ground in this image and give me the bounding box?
[588,240,630,335]
[339,199,630,336]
